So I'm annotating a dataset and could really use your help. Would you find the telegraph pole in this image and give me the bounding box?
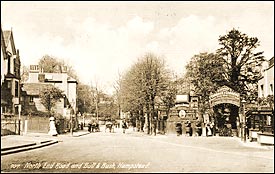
[95,86,99,121]
[91,81,99,121]
[244,102,247,143]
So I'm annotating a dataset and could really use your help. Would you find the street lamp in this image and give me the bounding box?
[241,99,247,142]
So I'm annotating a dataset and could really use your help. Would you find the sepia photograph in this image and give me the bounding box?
[1,1,274,173]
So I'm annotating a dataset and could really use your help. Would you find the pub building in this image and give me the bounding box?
[166,93,199,135]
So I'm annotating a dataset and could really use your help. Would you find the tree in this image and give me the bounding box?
[39,85,64,116]
[119,53,171,134]
[159,80,177,117]
[185,52,225,113]
[113,70,123,119]
[185,28,265,110]
[38,54,79,82]
[184,29,266,130]
[20,65,29,82]
[217,28,265,99]
[77,83,94,114]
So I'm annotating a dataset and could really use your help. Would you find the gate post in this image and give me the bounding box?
[18,119,21,135]
[24,120,28,134]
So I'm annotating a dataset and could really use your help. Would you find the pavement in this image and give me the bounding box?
[1,126,273,156]
[1,129,91,156]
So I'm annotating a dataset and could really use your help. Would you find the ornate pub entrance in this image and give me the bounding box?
[209,86,240,136]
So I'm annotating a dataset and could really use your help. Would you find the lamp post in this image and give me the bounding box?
[71,100,75,136]
[241,99,247,142]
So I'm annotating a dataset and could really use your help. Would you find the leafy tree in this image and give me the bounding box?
[185,52,225,113]
[77,83,94,114]
[38,54,79,82]
[97,93,117,120]
[39,85,64,116]
[217,28,265,99]
[184,29,266,129]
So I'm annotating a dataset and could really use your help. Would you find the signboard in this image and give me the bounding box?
[209,86,240,108]
[176,95,189,103]
[179,110,186,118]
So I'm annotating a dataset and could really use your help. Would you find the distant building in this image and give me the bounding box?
[1,26,21,117]
[21,65,77,119]
[258,57,274,97]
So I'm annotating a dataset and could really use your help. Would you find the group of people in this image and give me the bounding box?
[88,121,100,133]
[86,119,129,134]
[175,120,193,136]
[175,120,215,137]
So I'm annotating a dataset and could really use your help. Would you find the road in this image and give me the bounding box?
[1,128,274,173]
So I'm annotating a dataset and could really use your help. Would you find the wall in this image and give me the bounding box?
[258,65,274,97]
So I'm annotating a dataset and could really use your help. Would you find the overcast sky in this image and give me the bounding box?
[1,1,274,94]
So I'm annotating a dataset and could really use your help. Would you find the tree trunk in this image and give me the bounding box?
[147,112,150,134]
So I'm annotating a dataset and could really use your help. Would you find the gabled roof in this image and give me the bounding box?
[1,26,7,59]
[22,83,53,96]
[3,30,16,54]
[3,31,11,46]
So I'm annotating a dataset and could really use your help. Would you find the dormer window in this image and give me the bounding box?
[15,81,19,97]
[7,81,11,89]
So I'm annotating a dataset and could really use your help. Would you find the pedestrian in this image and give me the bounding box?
[105,120,113,133]
[195,119,202,136]
[185,120,192,136]
[175,122,182,136]
[80,122,84,130]
[152,117,157,136]
[88,120,92,133]
[122,119,128,134]
[207,122,212,136]
[55,119,61,134]
[210,121,214,136]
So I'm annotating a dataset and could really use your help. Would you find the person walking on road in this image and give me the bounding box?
[122,119,128,134]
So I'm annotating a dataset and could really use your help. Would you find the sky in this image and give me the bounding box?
[1,1,274,94]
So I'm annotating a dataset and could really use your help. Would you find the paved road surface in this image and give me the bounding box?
[1,129,274,173]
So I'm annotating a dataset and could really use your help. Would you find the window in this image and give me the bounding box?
[15,81,19,97]
[266,116,271,126]
[270,84,273,95]
[260,85,264,97]
[7,56,11,73]
[30,96,34,103]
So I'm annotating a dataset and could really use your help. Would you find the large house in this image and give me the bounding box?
[258,57,274,98]
[1,26,21,117]
[21,65,78,119]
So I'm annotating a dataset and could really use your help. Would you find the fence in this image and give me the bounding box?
[1,118,21,136]
[1,115,79,135]
[21,116,49,133]
[21,116,78,134]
